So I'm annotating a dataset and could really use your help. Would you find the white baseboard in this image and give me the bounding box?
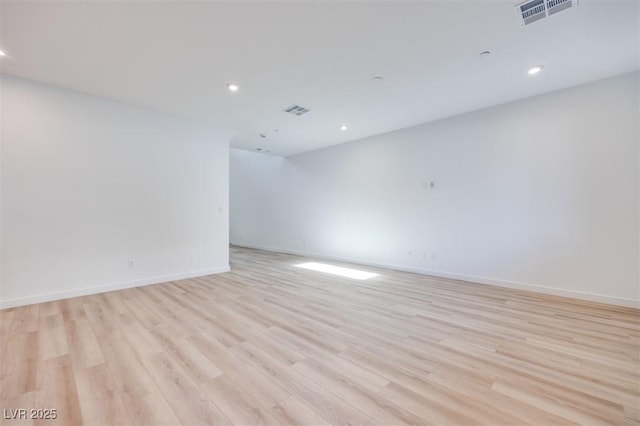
[232,243,640,309]
[0,266,230,309]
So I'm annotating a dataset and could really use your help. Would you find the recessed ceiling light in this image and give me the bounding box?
[256,148,263,151]
[528,65,544,75]
[227,83,239,92]
[259,133,266,138]
[340,125,348,131]
[372,76,384,81]
[0,50,6,57]
[479,50,491,57]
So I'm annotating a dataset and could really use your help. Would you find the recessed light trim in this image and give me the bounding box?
[227,83,239,92]
[528,65,544,75]
[340,125,348,131]
[479,50,491,57]
[372,76,384,81]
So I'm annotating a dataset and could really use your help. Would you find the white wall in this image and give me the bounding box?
[1,76,230,308]
[231,72,640,307]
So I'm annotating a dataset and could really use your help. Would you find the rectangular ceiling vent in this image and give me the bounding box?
[516,0,577,25]
[284,105,311,116]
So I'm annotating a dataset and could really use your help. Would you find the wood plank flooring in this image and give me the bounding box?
[1,246,639,425]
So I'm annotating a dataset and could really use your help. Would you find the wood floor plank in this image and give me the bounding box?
[37,302,61,318]
[491,380,617,425]
[377,381,482,425]
[270,395,333,426]
[10,305,39,335]
[188,332,291,410]
[81,301,117,337]
[232,341,372,425]
[73,364,132,426]
[95,330,158,398]
[199,374,275,426]
[57,298,87,323]
[118,391,182,426]
[291,358,418,426]
[140,351,232,426]
[65,317,105,370]
[149,323,223,383]
[426,368,578,425]
[1,332,38,400]
[34,355,83,426]
[111,312,164,358]
[37,314,69,361]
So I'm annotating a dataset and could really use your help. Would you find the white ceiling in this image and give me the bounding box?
[1,1,638,157]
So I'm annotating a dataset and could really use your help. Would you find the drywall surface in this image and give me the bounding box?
[1,76,230,307]
[231,72,640,307]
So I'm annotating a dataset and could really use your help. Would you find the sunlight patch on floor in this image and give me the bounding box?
[295,262,379,280]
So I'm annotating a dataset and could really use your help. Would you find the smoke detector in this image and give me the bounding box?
[283,105,311,116]
[516,0,578,25]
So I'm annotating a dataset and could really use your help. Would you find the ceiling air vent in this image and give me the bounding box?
[284,105,310,116]
[516,0,577,25]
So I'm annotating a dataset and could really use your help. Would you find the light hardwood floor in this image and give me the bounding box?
[1,246,639,425]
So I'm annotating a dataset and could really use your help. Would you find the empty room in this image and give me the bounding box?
[1,0,639,425]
